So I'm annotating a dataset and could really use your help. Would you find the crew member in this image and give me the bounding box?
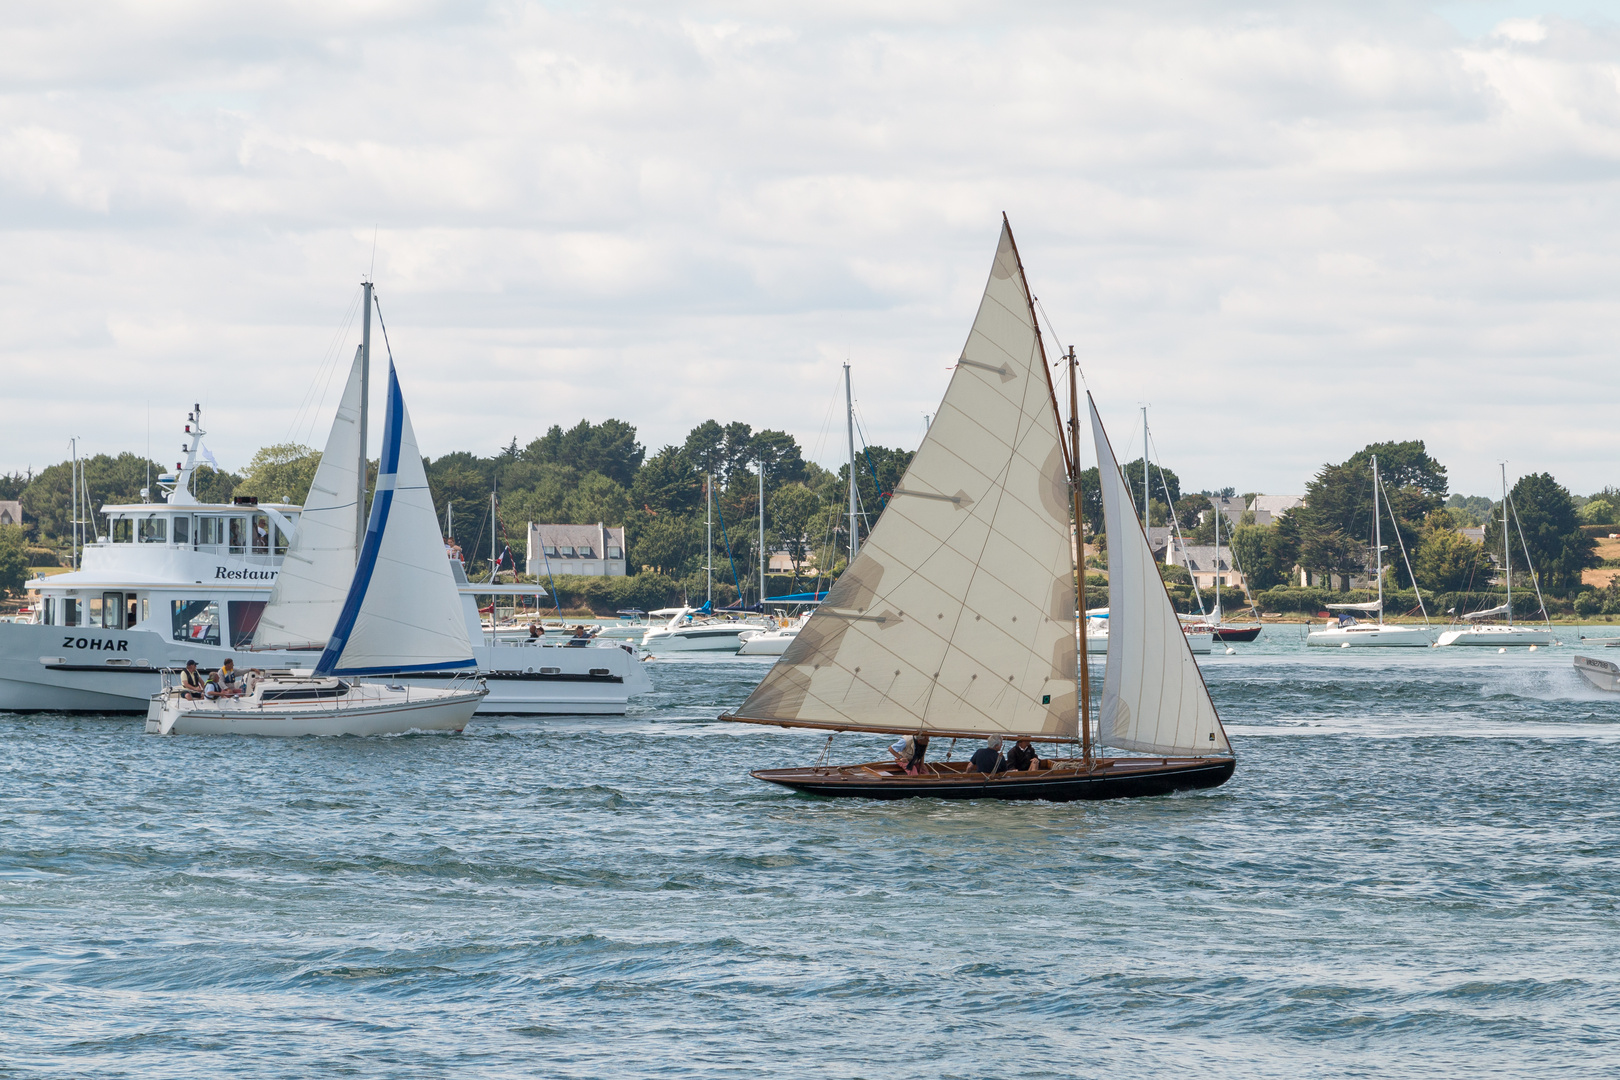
[180,659,205,700]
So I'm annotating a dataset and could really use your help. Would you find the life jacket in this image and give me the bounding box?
[181,668,204,692]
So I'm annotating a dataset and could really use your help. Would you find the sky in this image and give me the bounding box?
[5,1,1620,500]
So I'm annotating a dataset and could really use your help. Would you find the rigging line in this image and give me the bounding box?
[713,490,745,604]
[1505,490,1555,629]
[1379,472,1430,626]
[1146,428,1204,617]
[287,286,364,448]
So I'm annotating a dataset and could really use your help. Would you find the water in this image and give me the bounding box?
[5,629,1620,1077]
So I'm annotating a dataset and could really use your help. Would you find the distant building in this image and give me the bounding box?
[1460,526,1486,545]
[1209,494,1302,528]
[767,548,816,574]
[1145,526,1173,562]
[1165,544,1246,593]
[526,522,627,577]
[0,501,20,527]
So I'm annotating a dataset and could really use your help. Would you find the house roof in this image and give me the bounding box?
[526,523,626,551]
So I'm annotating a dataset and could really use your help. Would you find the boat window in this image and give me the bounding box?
[251,514,270,555]
[173,516,190,545]
[62,599,78,627]
[111,517,133,543]
[197,517,224,548]
[139,596,149,625]
[273,524,288,555]
[102,592,125,630]
[229,517,247,554]
[560,546,576,558]
[44,598,54,625]
[137,516,167,544]
[86,596,104,628]
[229,600,265,648]
[577,546,595,559]
[171,600,220,646]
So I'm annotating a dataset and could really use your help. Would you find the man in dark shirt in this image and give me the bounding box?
[1007,737,1040,771]
[968,735,1006,774]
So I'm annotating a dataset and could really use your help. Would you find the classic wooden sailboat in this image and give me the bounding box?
[719,219,1235,801]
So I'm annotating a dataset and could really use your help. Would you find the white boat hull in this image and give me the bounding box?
[1306,624,1433,648]
[146,678,487,736]
[1575,654,1620,692]
[1082,627,1209,654]
[0,622,648,715]
[641,623,764,652]
[1434,625,1556,647]
[737,628,798,656]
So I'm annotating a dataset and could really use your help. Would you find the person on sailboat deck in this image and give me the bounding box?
[889,733,930,775]
[1007,738,1040,772]
[215,658,245,698]
[968,736,1008,774]
[180,660,205,700]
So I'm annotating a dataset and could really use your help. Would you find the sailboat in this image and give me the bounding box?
[1307,454,1433,647]
[719,219,1235,801]
[1435,465,1556,647]
[147,356,488,735]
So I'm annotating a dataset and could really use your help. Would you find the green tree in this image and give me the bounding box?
[234,443,321,504]
[768,484,821,586]
[1485,472,1598,591]
[1578,498,1615,526]
[522,419,645,487]
[1229,522,1295,591]
[633,512,701,576]
[1121,459,1180,513]
[1413,516,1492,592]
[632,446,702,516]
[190,464,242,505]
[682,420,726,478]
[21,452,166,542]
[0,525,28,597]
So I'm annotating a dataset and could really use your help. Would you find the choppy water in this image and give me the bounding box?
[5,627,1620,1077]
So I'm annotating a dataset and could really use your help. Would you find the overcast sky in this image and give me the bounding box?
[5,0,1620,499]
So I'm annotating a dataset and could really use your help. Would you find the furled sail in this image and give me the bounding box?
[252,349,364,649]
[315,362,475,676]
[1089,395,1230,756]
[727,220,1078,740]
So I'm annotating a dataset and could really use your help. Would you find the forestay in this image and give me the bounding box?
[729,221,1078,740]
[252,349,364,649]
[1090,395,1230,756]
[315,362,475,676]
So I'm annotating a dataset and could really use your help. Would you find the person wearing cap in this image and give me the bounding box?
[968,735,1007,775]
[179,659,205,700]
[1007,737,1040,771]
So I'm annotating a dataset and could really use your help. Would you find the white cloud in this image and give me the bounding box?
[3,1,1620,500]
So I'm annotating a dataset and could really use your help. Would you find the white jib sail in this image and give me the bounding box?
[1089,395,1230,756]
[316,362,474,675]
[251,349,363,649]
[731,220,1078,740]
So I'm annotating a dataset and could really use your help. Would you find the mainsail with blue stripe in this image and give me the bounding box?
[315,362,474,677]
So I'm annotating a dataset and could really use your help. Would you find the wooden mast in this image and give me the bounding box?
[1069,345,1093,765]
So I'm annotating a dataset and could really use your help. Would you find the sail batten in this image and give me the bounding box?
[1089,395,1231,756]
[730,221,1078,740]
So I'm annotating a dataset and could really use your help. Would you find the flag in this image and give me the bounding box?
[198,443,220,470]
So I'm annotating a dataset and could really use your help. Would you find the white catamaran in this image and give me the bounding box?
[721,219,1235,801]
[149,358,488,735]
[0,285,649,714]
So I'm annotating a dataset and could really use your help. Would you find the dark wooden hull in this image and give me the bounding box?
[752,756,1235,802]
[1211,625,1262,642]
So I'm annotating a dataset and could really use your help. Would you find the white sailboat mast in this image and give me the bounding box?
[1068,346,1092,763]
[845,363,858,563]
[1141,407,1149,525]
[1373,454,1383,626]
[758,459,766,608]
[358,282,372,558]
[1502,462,1511,622]
[706,473,714,607]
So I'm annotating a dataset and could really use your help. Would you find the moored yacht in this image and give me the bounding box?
[1435,465,1557,649]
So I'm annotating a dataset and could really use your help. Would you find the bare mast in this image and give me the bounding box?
[845,363,858,564]
[357,281,372,557]
[1502,463,1512,624]
[1069,347,1093,765]
[758,459,766,609]
[1373,454,1383,626]
[706,473,714,608]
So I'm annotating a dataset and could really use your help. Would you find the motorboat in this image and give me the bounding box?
[737,612,809,656]
[640,607,766,652]
[150,347,488,736]
[1574,654,1620,692]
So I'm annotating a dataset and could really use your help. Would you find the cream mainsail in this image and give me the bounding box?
[729,221,1079,740]
[252,348,363,649]
[1089,395,1230,756]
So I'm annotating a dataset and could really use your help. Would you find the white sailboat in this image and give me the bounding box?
[1307,454,1433,647]
[148,357,487,735]
[721,218,1234,800]
[1436,465,1556,647]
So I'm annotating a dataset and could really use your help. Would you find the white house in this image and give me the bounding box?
[1210,494,1302,528]
[0,501,20,527]
[526,522,627,577]
[1164,544,1246,593]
